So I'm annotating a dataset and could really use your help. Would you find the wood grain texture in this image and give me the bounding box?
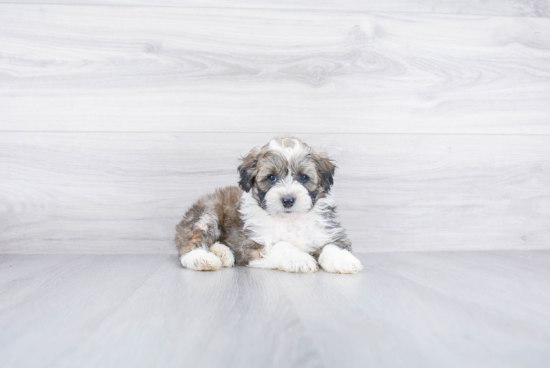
[1,5,550,134]
[1,133,549,254]
[54,257,325,368]
[1,252,549,368]
[1,0,549,17]
[0,254,170,368]
[284,251,550,368]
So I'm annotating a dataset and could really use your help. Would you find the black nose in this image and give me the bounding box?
[281,196,295,208]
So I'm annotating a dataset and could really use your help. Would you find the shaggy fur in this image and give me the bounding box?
[175,136,363,273]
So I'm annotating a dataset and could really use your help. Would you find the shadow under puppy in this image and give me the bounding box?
[175,136,363,274]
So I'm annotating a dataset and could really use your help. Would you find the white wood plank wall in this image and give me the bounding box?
[0,2,549,254]
[1,1,549,17]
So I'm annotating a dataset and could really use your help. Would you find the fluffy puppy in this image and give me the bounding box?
[175,136,363,274]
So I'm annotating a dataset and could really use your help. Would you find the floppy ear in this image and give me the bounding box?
[313,150,336,192]
[238,147,259,192]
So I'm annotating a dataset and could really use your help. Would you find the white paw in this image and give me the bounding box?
[209,242,235,267]
[318,244,363,274]
[279,252,319,273]
[247,242,319,273]
[180,248,222,271]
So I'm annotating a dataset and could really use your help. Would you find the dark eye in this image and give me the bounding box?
[267,175,277,183]
[298,174,308,183]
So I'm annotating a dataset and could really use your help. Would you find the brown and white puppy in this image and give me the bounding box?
[175,136,362,274]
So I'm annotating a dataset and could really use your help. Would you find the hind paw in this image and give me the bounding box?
[180,249,222,271]
[209,242,235,267]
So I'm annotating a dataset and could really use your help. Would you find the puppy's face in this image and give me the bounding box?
[238,137,336,216]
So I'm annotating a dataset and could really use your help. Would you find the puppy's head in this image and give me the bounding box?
[238,136,336,216]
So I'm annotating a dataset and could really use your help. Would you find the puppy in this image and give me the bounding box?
[175,136,363,274]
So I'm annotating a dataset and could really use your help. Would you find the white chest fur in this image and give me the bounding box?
[239,192,334,254]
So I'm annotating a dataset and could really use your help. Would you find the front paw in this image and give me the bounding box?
[279,252,319,273]
[319,244,363,274]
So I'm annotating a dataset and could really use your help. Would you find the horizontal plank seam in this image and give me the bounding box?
[0,3,547,20]
[2,249,550,255]
[2,131,550,136]
[355,248,550,254]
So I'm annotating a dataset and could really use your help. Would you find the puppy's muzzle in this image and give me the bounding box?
[281,196,295,208]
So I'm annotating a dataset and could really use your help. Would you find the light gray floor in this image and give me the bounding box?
[1,251,549,368]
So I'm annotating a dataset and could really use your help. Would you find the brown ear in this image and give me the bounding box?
[313,150,336,192]
[237,147,260,192]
